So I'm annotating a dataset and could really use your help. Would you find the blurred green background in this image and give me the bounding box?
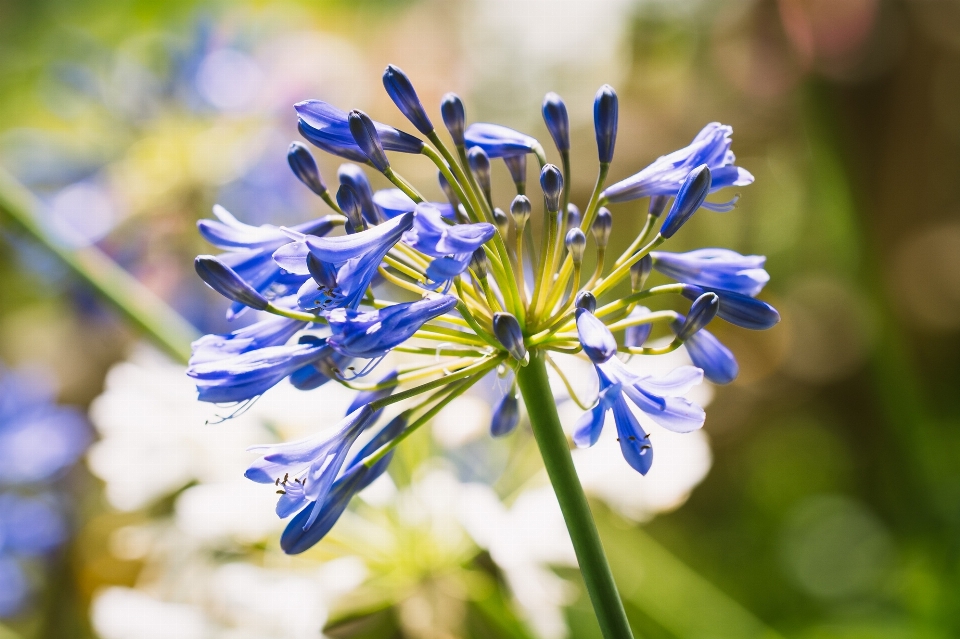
[1,0,960,638]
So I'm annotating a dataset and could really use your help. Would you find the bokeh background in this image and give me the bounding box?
[1,0,959,637]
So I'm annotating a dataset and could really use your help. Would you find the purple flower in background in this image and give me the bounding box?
[464,123,539,158]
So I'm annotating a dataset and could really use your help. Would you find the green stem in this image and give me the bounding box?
[515,351,635,639]
[0,166,199,364]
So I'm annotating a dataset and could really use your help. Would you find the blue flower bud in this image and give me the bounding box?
[436,171,460,211]
[649,195,669,218]
[470,247,488,279]
[660,165,711,238]
[565,228,586,265]
[542,92,570,153]
[306,252,339,290]
[493,312,526,362]
[510,195,531,228]
[625,323,651,348]
[493,207,510,236]
[440,93,466,145]
[336,184,364,233]
[338,164,383,225]
[468,146,492,196]
[287,142,327,196]
[383,64,433,135]
[490,392,520,437]
[630,254,652,291]
[594,84,618,163]
[540,164,563,212]
[592,207,612,249]
[575,291,597,313]
[195,255,269,311]
[348,110,390,172]
[576,308,617,363]
[566,203,581,229]
[504,155,527,191]
[677,292,720,340]
[680,285,780,330]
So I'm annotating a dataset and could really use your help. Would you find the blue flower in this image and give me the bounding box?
[246,405,377,526]
[576,308,617,363]
[594,85,618,164]
[464,123,538,158]
[338,164,383,225]
[288,336,353,391]
[651,248,769,297]
[279,414,406,554]
[403,204,495,286]
[383,64,434,135]
[623,307,653,348]
[542,92,570,153]
[602,122,754,204]
[373,188,454,220]
[273,212,414,312]
[189,316,306,365]
[680,285,780,330]
[673,317,739,384]
[187,339,337,403]
[0,370,88,485]
[327,295,459,360]
[296,100,424,162]
[198,205,337,319]
[659,164,712,239]
[573,383,620,448]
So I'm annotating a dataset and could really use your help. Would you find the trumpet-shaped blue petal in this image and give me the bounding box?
[327,295,458,360]
[681,285,780,330]
[676,318,739,385]
[651,249,769,297]
[464,123,538,158]
[275,212,414,312]
[572,383,620,448]
[576,308,617,364]
[601,122,754,203]
[610,395,653,475]
[404,204,495,256]
[597,357,705,434]
[188,340,334,403]
[296,100,424,158]
[189,316,306,366]
[246,406,376,526]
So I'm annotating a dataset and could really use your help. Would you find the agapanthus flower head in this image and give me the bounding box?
[188,66,777,554]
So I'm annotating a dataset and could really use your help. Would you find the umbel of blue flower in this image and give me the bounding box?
[186,63,779,574]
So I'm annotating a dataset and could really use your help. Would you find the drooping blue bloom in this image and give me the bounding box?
[402,203,495,285]
[246,405,377,526]
[273,212,414,312]
[287,142,327,197]
[464,123,538,158]
[608,383,653,475]
[541,164,563,212]
[383,64,434,135]
[576,308,617,363]
[338,164,383,225]
[491,392,520,437]
[372,189,454,221]
[189,316,306,366]
[288,335,353,391]
[327,295,459,360]
[492,312,526,362]
[602,122,754,204]
[673,317,739,384]
[188,339,338,403]
[542,92,570,153]
[594,84,618,163]
[676,292,720,340]
[651,248,769,297]
[440,93,466,145]
[297,101,423,162]
[660,164,711,239]
[572,383,620,448]
[198,205,337,319]
[680,284,780,330]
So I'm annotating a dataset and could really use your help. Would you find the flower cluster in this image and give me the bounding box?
[0,366,89,616]
[187,64,778,554]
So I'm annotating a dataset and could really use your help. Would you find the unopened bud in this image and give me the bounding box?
[510,195,531,228]
[677,292,720,340]
[468,146,492,197]
[575,291,597,313]
[470,247,488,279]
[493,312,526,362]
[504,155,527,192]
[287,142,327,196]
[492,207,510,236]
[540,164,563,212]
[336,184,364,233]
[383,64,433,135]
[542,92,570,153]
[566,203,581,229]
[565,228,586,265]
[592,207,612,249]
[630,255,652,291]
[440,93,466,146]
[348,110,389,172]
[594,84,618,164]
[649,195,668,218]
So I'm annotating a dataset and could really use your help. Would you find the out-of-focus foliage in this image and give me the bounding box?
[1,0,960,638]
